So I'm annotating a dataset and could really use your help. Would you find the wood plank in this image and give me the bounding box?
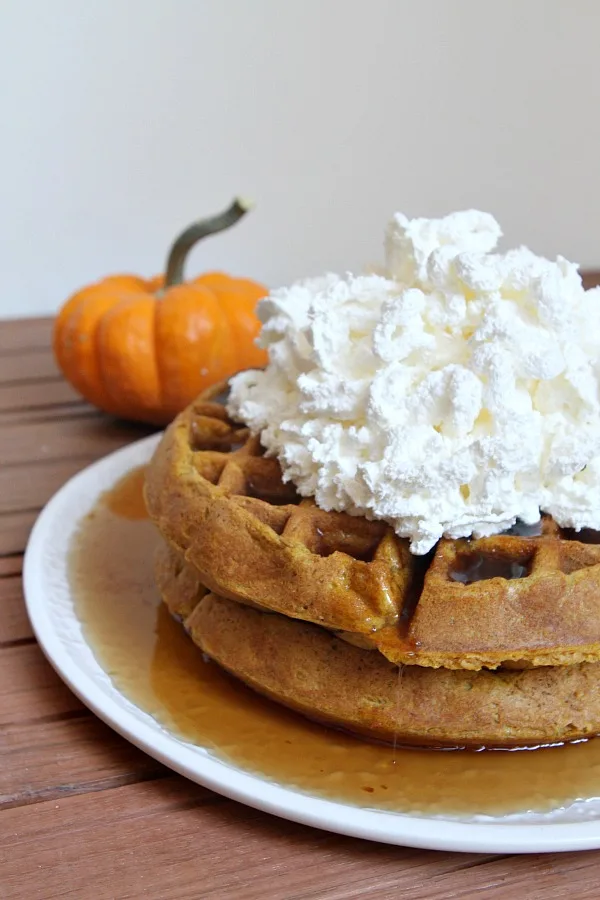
[0,456,100,515]
[0,575,32,644]
[0,555,22,577]
[0,350,60,385]
[582,270,600,290]
[0,404,99,427]
[1,777,503,900]
[0,642,83,725]
[1,715,165,809]
[1,713,600,900]
[420,854,600,900]
[0,510,38,556]
[0,317,54,354]
[0,377,81,412]
[0,415,154,467]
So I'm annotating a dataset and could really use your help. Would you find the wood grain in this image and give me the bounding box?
[5,776,599,900]
[1,778,499,900]
[0,575,33,644]
[0,403,99,427]
[0,642,85,724]
[0,415,154,467]
[0,377,81,412]
[3,314,600,899]
[0,510,38,556]
[1,716,165,810]
[0,457,102,515]
[0,555,23,577]
[582,271,600,290]
[0,349,61,384]
[0,317,54,353]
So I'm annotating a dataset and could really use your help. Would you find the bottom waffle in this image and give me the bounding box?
[155,544,600,749]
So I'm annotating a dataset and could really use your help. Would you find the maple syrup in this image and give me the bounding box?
[450,552,531,584]
[70,466,600,818]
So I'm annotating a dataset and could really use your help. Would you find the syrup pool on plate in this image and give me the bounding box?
[69,465,600,818]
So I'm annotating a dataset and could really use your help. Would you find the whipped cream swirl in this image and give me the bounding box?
[228,210,600,554]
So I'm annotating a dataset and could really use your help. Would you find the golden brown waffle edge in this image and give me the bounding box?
[145,385,600,671]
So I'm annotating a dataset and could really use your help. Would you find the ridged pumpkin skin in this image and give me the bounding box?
[53,271,268,425]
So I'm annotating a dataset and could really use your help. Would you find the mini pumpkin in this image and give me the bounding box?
[53,198,268,425]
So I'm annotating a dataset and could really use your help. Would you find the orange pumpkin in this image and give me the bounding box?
[53,198,268,425]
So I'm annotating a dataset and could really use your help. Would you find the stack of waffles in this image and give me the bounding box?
[145,386,600,748]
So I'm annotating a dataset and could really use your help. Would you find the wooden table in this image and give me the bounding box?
[3,313,600,900]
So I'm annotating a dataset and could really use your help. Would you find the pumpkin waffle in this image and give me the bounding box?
[145,384,409,636]
[145,385,600,671]
[153,544,600,748]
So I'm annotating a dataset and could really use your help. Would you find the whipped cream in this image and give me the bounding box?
[228,210,600,554]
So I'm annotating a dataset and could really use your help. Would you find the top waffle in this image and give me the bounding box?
[144,385,600,670]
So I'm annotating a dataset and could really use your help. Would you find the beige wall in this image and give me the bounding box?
[2,0,600,316]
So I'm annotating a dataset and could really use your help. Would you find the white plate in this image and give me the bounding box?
[23,435,600,854]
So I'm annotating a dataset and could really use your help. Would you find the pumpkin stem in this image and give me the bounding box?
[164,196,254,288]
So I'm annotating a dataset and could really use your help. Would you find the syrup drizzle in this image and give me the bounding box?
[392,663,404,764]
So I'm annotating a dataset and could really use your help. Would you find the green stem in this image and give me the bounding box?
[164,196,253,288]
